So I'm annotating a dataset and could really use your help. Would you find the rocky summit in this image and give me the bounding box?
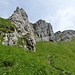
[33,19,55,42]
[3,7,36,51]
[0,7,75,51]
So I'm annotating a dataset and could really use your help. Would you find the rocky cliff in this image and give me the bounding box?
[2,7,36,51]
[1,7,75,51]
[33,19,55,42]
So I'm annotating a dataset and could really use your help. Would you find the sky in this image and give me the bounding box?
[0,0,75,32]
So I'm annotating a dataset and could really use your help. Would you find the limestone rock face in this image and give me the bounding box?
[2,6,75,51]
[9,7,36,51]
[55,30,75,41]
[33,19,55,42]
[9,7,31,33]
[2,30,18,46]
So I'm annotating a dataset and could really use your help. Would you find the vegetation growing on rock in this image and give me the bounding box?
[0,18,16,33]
[0,18,16,44]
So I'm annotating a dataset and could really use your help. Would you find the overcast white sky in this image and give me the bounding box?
[0,0,75,32]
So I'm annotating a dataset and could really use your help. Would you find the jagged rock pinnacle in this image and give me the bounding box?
[8,7,36,51]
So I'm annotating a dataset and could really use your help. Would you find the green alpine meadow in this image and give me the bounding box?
[0,41,75,75]
[0,7,75,75]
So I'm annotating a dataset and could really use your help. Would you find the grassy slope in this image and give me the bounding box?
[0,18,16,33]
[0,17,75,75]
[0,41,75,75]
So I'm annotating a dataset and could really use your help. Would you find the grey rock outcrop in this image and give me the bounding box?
[54,30,75,41]
[9,7,36,51]
[2,6,75,52]
[2,30,18,46]
[9,7,30,33]
[33,19,55,42]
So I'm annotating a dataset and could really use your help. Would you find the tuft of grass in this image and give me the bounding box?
[17,36,26,47]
